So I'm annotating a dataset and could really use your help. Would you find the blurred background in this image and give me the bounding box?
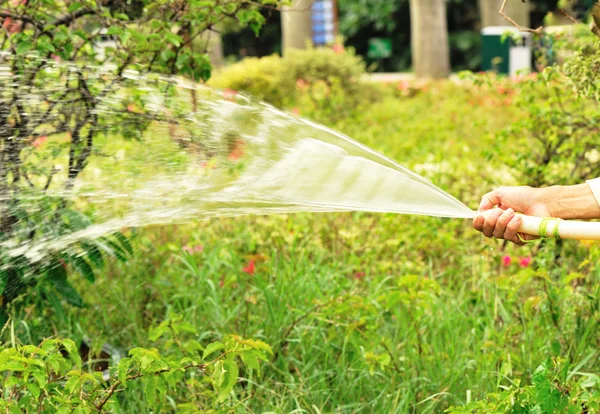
[215,0,595,75]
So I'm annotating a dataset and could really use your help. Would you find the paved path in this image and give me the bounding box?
[364,72,462,83]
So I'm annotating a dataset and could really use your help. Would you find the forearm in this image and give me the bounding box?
[542,184,600,220]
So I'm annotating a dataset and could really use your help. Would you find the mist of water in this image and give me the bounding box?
[0,62,474,264]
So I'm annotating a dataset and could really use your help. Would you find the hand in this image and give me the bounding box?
[473,186,552,245]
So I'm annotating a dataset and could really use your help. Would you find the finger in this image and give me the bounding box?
[493,208,515,239]
[482,208,504,238]
[504,215,524,245]
[473,213,485,232]
[478,189,503,212]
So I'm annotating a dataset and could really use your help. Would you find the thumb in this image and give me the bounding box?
[478,189,503,212]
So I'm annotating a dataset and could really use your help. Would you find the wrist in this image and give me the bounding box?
[543,184,600,220]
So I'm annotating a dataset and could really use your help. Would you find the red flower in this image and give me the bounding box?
[519,256,532,268]
[354,272,366,280]
[502,255,512,267]
[243,259,255,275]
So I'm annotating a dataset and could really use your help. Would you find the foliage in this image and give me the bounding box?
[0,79,547,413]
[460,31,600,188]
[0,315,271,411]
[0,0,281,320]
[208,54,292,106]
[209,46,383,120]
[337,0,402,37]
[448,356,600,413]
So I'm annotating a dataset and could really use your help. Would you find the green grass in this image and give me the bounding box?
[6,81,600,412]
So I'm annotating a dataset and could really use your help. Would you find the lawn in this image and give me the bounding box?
[7,80,600,413]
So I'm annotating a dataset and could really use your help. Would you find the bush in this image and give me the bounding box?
[208,54,293,107]
[460,32,600,189]
[208,46,383,120]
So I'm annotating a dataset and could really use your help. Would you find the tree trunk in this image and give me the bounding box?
[281,0,313,56]
[409,0,450,79]
[207,30,224,69]
[479,0,531,27]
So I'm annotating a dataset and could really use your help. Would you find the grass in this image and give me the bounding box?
[6,80,600,412]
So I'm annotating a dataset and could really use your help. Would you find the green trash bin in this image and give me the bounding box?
[481,26,532,76]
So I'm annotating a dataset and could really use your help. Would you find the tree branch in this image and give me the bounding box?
[500,0,600,39]
[48,7,97,28]
[499,0,543,35]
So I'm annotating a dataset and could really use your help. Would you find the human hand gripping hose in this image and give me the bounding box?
[477,210,600,241]
[474,180,600,241]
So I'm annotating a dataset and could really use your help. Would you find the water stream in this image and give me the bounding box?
[0,62,474,265]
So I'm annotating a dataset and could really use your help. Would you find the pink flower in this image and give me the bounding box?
[354,272,366,280]
[223,88,238,101]
[291,107,300,115]
[183,245,203,254]
[296,79,308,89]
[227,140,245,161]
[397,81,410,91]
[32,136,47,149]
[243,259,255,275]
[502,255,512,267]
[332,43,344,54]
[519,256,532,268]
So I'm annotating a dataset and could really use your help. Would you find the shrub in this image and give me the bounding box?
[460,33,600,188]
[0,315,272,411]
[209,54,293,107]
[209,46,383,120]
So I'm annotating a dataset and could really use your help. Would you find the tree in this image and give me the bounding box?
[409,0,450,78]
[0,0,279,320]
[281,0,313,55]
[480,0,531,27]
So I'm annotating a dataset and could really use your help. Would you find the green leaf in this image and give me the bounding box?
[249,22,261,37]
[26,381,41,399]
[62,339,82,367]
[217,358,238,402]
[46,264,84,308]
[240,350,260,375]
[72,256,95,283]
[106,26,124,36]
[68,2,83,12]
[118,357,132,387]
[16,40,33,55]
[164,32,182,47]
[64,371,82,394]
[156,376,168,402]
[145,375,158,407]
[148,325,167,342]
[72,29,88,41]
[81,242,104,269]
[114,232,134,255]
[202,342,224,360]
